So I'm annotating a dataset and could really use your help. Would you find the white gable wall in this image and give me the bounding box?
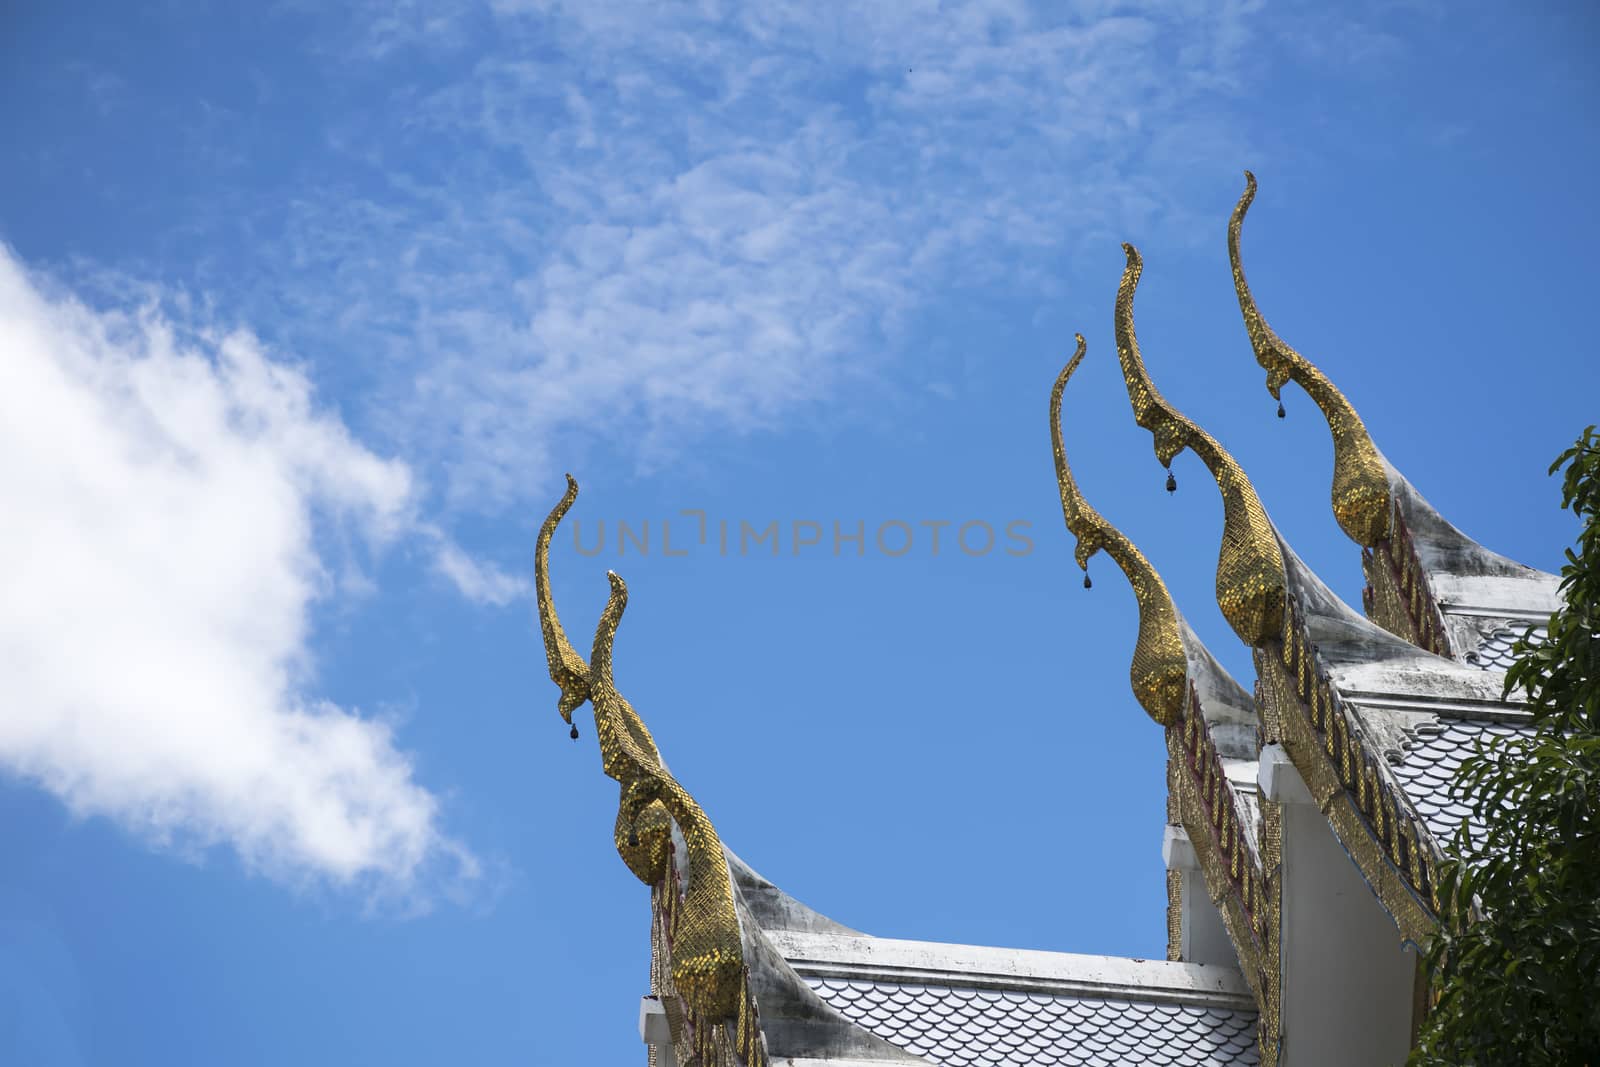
[1263,747,1416,1067]
[1163,825,1242,970]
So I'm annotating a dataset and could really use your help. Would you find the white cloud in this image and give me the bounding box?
[0,244,477,900]
[428,530,532,606]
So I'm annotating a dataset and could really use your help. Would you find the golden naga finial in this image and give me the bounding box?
[1115,243,1286,646]
[590,572,744,1020]
[536,474,594,732]
[536,478,665,772]
[534,483,743,1021]
[1053,335,1187,725]
[1230,171,1391,546]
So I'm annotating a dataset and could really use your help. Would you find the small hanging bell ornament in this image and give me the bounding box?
[1083,571,1093,590]
[1277,399,1286,419]
[569,724,580,740]
[1165,469,1177,494]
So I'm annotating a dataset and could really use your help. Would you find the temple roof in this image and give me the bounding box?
[773,931,1259,1067]
[1107,226,1557,950]
[727,851,1259,1066]
[544,173,1569,1067]
[532,473,1266,1066]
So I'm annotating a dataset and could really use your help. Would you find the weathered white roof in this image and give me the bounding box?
[1387,470,1562,624]
[769,931,1259,1067]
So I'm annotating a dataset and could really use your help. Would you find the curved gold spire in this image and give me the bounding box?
[1230,171,1391,546]
[1115,243,1286,646]
[534,480,744,1021]
[1052,334,1187,725]
[536,478,667,768]
[535,474,593,728]
[590,572,744,1021]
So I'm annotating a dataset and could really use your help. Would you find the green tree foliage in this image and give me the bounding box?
[1412,426,1600,1066]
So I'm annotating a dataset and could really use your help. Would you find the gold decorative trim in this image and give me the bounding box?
[1263,596,1444,943]
[1115,244,1285,646]
[1052,334,1187,725]
[1361,510,1451,657]
[537,481,750,1027]
[1176,684,1267,949]
[1167,699,1282,1066]
[1229,171,1391,548]
[1165,866,1184,963]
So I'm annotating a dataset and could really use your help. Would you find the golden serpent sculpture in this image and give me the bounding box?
[536,475,594,731]
[1052,334,1187,725]
[1229,171,1391,547]
[1116,243,1286,647]
[535,479,745,1021]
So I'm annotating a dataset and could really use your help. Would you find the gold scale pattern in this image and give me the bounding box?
[1115,244,1285,647]
[1229,172,1392,548]
[1052,340,1280,1063]
[537,480,751,1030]
[654,871,768,1067]
[1052,335,1188,726]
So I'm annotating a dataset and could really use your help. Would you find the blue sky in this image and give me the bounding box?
[2,2,1596,1063]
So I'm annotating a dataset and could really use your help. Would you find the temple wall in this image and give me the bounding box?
[1274,767,1416,1066]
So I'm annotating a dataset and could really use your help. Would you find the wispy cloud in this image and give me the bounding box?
[232,0,1297,509]
[0,244,478,903]
[428,529,531,605]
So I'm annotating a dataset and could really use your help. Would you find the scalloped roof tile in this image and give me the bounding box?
[1461,626,1547,671]
[1392,716,1535,846]
[803,975,1258,1066]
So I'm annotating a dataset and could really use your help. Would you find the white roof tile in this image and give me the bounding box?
[804,975,1259,1066]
